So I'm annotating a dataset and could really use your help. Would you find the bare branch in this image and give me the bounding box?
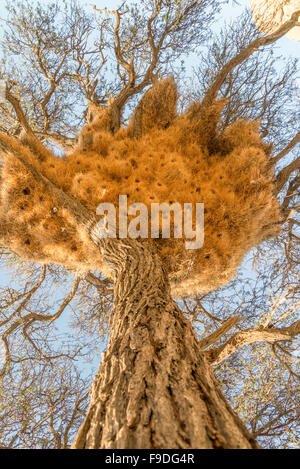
[5,86,36,138]
[280,175,300,217]
[85,272,112,292]
[272,131,300,165]
[198,316,241,349]
[201,10,300,107]
[275,156,300,194]
[0,265,46,329]
[206,320,300,366]
[93,1,201,132]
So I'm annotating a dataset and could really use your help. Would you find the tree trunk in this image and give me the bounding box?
[72,239,259,449]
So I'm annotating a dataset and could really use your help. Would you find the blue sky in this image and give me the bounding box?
[0,0,298,86]
[0,0,298,63]
[0,0,299,55]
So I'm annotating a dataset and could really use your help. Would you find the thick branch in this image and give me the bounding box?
[5,87,36,138]
[35,131,77,150]
[198,316,241,349]
[93,1,200,133]
[272,131,300,165]
[206,320,300,366]
[280,174,300,214]
[85,273,113,294]
[201,10,300,107]
[275,156,300,194]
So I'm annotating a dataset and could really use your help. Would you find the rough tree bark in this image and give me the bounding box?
[71,238,259,449]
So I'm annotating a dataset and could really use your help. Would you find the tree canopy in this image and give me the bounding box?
[0,0,299,449]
